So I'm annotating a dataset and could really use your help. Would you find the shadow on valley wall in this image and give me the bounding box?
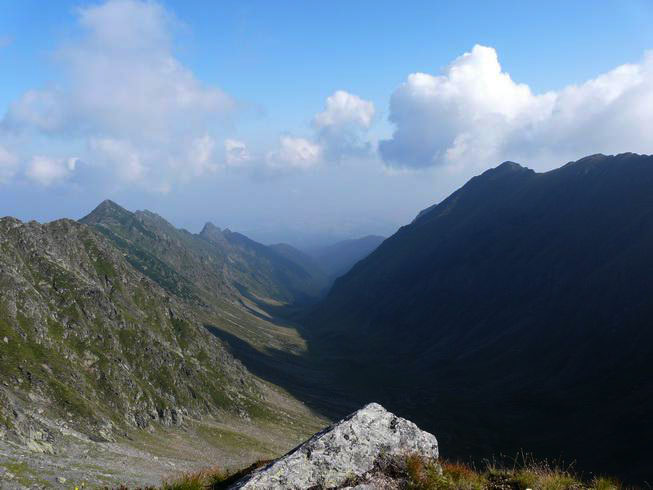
[204,324,361,420]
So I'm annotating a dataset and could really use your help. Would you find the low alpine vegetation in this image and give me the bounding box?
[404,454,623,490]
[160,466,230,490]
[148,453,624,490]
[156,460,271,490]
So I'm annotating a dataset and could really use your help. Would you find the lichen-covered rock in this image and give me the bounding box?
[231,402,438,489]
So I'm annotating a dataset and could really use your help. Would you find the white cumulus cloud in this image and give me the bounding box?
[89,138,147,182]
[314,90,375,129]
[266,90,375,171]
[267,136,322,170]
[4,89,67,133]
[380,45,653,170]
[0,145,18,183]
[224,139,251,167]
[313,90,375,162]
[2,0,235,190]
[25,156,78,186]
[186,134,219,177]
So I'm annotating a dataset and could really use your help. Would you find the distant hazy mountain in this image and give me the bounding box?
[309,153,653,481]
[305,235,386,280]
[268,242,330,291]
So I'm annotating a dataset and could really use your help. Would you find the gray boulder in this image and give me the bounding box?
[230,402,438,489]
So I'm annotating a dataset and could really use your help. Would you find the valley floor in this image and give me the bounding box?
[0,405,324,489]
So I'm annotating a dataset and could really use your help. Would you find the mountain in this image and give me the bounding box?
[309,153,653,482]
[80,201,328,306]
[0,203,326,484]
[305,235,386,280]
[268,243,330,293]
[0,217,265,447]
[206,229,330,302]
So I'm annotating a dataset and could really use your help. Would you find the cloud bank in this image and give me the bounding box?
[26,156,79,186]
[0,145,18,183]
[0,0,376,185]
[2,0,234,189]
[265,90,376,171]
[380,44,653,170]
[1,0,652,192]
[313,90,375,161]
[267,136,323,170]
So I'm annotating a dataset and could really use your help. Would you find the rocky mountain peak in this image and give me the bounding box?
[93,199,125,214]
[486,160,533,177]
[497,160,524,170]
[201,221,221,233]
[231,403,439,489]
[79,199,132,225]
[199,221,223,239]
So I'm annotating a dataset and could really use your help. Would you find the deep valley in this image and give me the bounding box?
[1,154,653,487]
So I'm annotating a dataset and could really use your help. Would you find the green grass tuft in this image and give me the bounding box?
[161,466,230,490]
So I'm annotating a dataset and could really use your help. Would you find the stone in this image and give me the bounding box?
[230,402,438,489]
[57,476,67,483]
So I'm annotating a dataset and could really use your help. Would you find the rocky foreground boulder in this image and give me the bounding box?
[229,402,439,489]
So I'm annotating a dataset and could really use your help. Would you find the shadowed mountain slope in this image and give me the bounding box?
[309,153,653,482]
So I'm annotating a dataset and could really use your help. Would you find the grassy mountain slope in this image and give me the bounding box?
[204,227,330,302]
[0,217,268,445]
[78,200,329,359]
[309,153,653,482]
[0,206,326,486]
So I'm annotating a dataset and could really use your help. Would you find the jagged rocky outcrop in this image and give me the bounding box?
[230,403,439,489]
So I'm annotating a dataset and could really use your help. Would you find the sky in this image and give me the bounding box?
[1,0,653,247]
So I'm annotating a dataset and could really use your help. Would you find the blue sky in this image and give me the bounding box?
[1,0,653,246]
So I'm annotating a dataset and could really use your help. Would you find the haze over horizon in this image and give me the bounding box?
[2,0,653,246]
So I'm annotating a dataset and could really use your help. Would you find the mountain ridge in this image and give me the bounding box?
[0,202,331,486]
[2,153,652,483]
[0,216,264,444]
[308,152,653,482]
[81,200,329,305]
